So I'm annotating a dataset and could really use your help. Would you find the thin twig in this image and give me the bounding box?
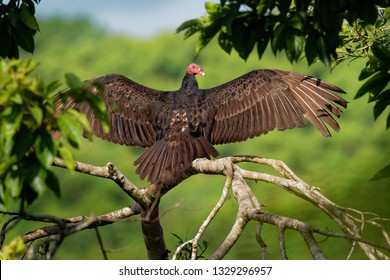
[0,216,20,249]
[255,222,267,260]
[190,161,234,260]
[95,227,108,260]
[21,204,141,243]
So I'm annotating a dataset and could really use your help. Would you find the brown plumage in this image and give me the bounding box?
[59,64,347,186]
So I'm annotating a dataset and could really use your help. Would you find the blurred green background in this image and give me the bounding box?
[7,17,390,260]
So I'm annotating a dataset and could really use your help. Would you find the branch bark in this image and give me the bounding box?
[140,199,169,260]
[189,156,390,260]
[2,155,388,260]
[52,158,168,259]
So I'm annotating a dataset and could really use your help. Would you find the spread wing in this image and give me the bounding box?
[59,74,170,148]
[202,69,347,144]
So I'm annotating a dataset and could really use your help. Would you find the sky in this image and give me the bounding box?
[36,0,212,38]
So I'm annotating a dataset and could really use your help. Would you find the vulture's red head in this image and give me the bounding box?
[186,63,206,77]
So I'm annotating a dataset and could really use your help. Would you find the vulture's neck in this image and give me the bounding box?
[180,73,198,94]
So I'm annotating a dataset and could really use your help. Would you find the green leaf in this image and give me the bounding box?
[66,108,93,138]
[0,23,13,58]
[57,112,83,148]
[14,21,35,53]
[1,236,27,260]
[34,133,54,169]
[387,113,390,130]
[271,23,286,54]
[305,34,318,65]
[257,31,270,60]
[24,162,59,200]
[373,89,390,120]
[355,72,390,99]
[385,7,390,21]
[27,105,43,125]
[289,14,303,31]
[366,29,376,41]
[218,31,233,54]
[20,3,39,31]
[46,170,61,198]
[85,92,107,116]
[12,129,35,159]
[6,9,19,29]
[84,93,110,133]
[371,41,390,66]
[205,2,220,14]
[65,73,84,89]
[370,164,390,181]
[317,36,331,66]
[0,156,18,178]
[4,168,22,198]
[171,233,184,243]
[0,105,23,157]
[360,55,386,80]
[231,18,257,60]
[57,144,75,171]
[30,166,47,196]
[356,1,379,25]
[196,20,221,55]
[176,19,202,38]
[46,80,62,96]
[285,31,303,62]
[257,0,271,15]
[359,65,376,80]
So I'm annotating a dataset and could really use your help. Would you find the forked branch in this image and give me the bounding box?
[187,156,390,260]
[1,156,388,260]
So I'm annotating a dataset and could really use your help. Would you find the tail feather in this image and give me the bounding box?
[135,141,163,180]
[134,134,219,186]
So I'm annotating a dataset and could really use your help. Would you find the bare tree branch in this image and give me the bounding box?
[191,156,390,260]
[0,204,142,245]
[52,157,169,259]
[2,155,388,260]
[172,161,234,260]
[52,158,150,207]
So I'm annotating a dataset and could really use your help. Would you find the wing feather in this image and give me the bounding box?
[203,69,346,144]
[59,74,168,148]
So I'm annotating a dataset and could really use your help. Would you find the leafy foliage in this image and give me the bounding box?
[177,0,385,64]
[358,37,390,129]
[0,59,109,210]
[338,9,390,129]
[0,0,40,58]
[171,233,208,260]
[0,236,26,259]
[177,1,390,129]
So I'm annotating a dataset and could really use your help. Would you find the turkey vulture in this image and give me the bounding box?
[59,64,347,186]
